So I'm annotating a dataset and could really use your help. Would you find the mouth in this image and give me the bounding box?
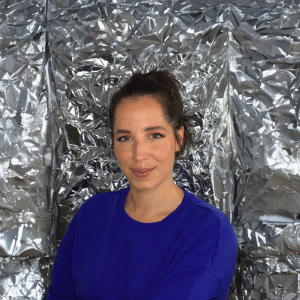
[132,168,155,173]
[131,168,155,178]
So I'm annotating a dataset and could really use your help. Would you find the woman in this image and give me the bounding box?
[46,70,238,299]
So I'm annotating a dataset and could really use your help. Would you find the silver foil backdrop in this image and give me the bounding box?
[1,0,300,299]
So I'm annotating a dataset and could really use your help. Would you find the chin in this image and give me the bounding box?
[129,180,157,190]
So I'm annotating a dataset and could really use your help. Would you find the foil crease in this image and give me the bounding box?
[0,257,45,299]
[1,0,300,298]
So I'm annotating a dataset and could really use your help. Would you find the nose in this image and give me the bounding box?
[132,140,148,162]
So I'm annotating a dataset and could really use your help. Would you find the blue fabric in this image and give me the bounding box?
[46,187,238,300]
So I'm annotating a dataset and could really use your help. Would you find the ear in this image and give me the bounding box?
[175,125,184,152]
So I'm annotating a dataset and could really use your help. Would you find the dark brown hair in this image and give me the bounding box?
[109,70,193,159]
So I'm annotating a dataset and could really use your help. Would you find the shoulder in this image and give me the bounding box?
[74,188,128,219]
[82,187,127,207]
[185,190,227,222]
[184,190,237,244]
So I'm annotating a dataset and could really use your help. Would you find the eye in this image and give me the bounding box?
[151,133,165,139]
[117,136,130,142]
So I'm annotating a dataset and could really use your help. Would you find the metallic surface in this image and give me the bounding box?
[0,0,49,298]
[0,0,300,298]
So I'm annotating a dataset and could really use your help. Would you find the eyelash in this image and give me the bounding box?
[117,133,165,142]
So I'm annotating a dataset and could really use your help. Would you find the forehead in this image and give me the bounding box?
[118,95,161,109]
[114,95,167,124]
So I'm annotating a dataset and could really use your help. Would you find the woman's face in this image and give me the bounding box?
[113,95,184,192]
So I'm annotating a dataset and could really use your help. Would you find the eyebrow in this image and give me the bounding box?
[115,126,167,135]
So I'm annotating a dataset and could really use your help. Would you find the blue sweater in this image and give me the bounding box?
[46,187,238,299]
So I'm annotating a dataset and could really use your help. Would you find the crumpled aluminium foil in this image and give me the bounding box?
[0,0,49,299]
[1,0,300,298]
[0,257,45,299]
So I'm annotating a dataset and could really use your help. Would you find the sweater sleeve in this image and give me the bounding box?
[46,209,81,300]
[145,213,238,300]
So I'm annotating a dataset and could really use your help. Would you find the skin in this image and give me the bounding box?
[112,95,185,222]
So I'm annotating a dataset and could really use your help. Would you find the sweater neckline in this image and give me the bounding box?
[117,187,191,234]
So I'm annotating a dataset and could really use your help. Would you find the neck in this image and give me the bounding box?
[125,180,184,218]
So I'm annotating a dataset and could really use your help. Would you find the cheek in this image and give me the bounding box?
[154,141,175,161]
[114,145,129,163]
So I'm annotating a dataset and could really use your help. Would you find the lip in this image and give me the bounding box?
[132,168,155,173]
[132,168,155,178]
